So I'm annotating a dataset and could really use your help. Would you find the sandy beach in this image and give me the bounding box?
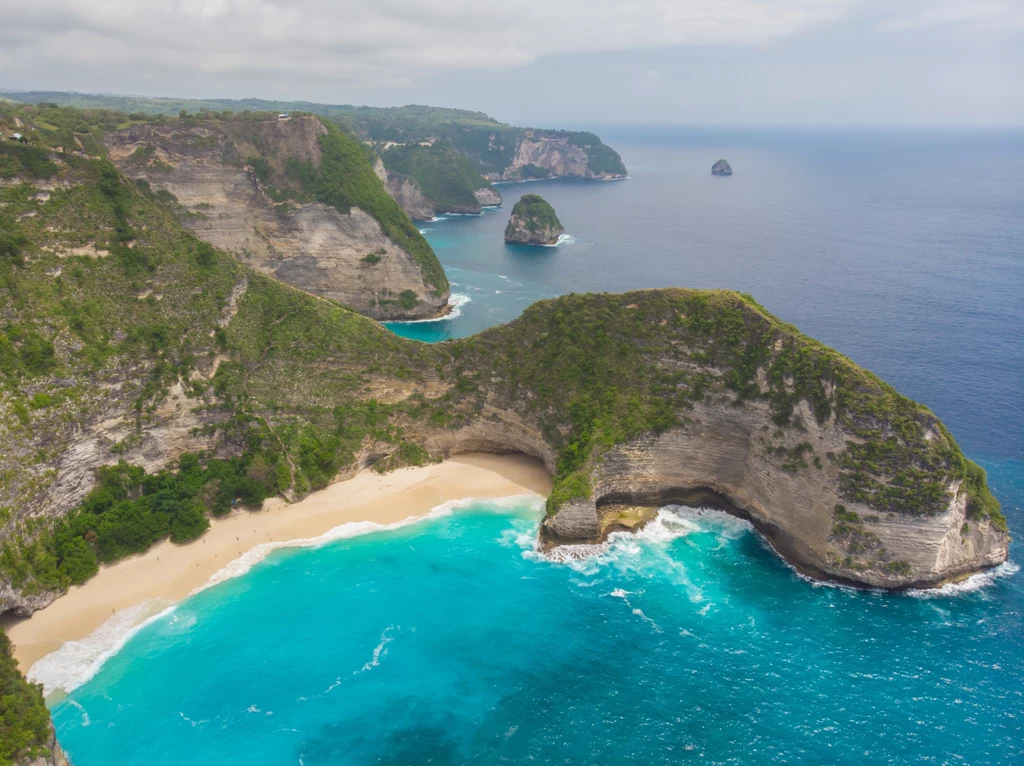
[5,453,551,674]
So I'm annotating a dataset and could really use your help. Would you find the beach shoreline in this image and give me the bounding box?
[4,453,551,675]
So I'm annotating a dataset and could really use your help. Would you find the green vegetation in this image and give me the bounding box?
[0,132,1003,758]
[0,101,158,157]
[281,123,448,295]
[379,142,494,211]
[0,91,626,181]
[0,632,50,765]
[452,289,1003,530]
[506,194,563,238]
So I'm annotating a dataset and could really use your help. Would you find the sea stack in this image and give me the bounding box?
[712,159,733,176]
[504,194,565,245]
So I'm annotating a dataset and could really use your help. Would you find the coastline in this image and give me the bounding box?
[4,453,551,674]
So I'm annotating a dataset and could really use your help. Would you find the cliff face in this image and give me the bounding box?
[504,194,564,245]
[487,131,627,182]
[375,145,503,218]
[540,401,1007,589]
[0,145,1006,632]
[373,158,434,221]
[504,215,563,245]
[104,117,448,320]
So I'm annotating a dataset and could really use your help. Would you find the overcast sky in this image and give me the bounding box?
[1,0,1022,126]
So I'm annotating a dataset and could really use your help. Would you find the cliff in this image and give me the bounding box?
[0,92,628,186]
[101,114,449,320]
[488,130,627,182]
[376,142,501,218]
[373,158,434,221]
[0,127,1008,759]
[504,194,564,245]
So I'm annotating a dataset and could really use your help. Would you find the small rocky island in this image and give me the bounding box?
[504,194,565,245]
[712,159,733,176]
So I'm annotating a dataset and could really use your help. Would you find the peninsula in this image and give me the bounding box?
[0,99,1008,765]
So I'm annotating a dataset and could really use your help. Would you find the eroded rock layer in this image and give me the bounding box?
[105,117,448,320]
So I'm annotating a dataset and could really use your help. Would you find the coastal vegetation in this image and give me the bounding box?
[0,632,50,765]
[508,195,562,233]
[379,142,495,212]
[285,123,449,295]
[0,101,1005,761]
[505,194,564,244]
[0,91,627,182]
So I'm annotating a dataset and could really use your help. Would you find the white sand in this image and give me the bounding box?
[5,453,551,672]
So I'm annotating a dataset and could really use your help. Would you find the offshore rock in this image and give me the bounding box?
[712,159,733,176]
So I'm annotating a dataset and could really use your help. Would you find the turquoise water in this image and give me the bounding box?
[46,128,1024,763]
[49,488,1023,765]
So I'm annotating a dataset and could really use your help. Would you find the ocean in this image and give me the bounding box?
[45,127,1024,764]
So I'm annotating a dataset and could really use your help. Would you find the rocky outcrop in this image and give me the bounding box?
[474,187,502,208]
[504,194,564,245]
[539,399,1008,589]
[105,118,447,320]
[489,132,627,182]
[374,157,502,219]
[373,158,435,222]
[712,159,733,176]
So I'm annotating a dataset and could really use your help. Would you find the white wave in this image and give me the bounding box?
[196,496,488,592]
[541,233,576,248]
[417,228,427,234]
[27,598,176,697]
[428,215,448,222]
[28,495,541,697]
[67,699,90,727]
[355,625,397,674]
[385,293,470,325]
[906,561,1019,599]
[604,587,661,632]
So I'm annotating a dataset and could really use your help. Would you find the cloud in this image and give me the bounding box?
[0,0,857,90]
[877,0,1024,32]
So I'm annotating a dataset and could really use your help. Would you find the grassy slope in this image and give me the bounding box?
[0,136,1001,758]
[379,142,494,211]
[0,92,626,179]
[506,194,563,235]
[1,103,449,297]
[285,122,449,294]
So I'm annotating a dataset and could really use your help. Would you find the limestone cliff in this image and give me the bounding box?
[104,116,448,320]
[0,139,1007,637]
[504,194,564,245]
[373,158,434,221]
[488,130,627,182]
[474,187,502,207]
[375,143,503,218]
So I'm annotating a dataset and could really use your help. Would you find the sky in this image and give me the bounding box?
[0,0,1022,126]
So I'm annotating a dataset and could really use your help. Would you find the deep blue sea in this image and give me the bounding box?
[44,128,1024,764]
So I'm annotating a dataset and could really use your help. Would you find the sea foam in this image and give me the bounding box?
[385,292,470,325]
[28,599,177,697]
[541,233,576,248]
[28,494,541,696]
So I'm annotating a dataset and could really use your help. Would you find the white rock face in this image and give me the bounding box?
[105,118,447,320]
[487,135,627,182]
[542,398,1008,589]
